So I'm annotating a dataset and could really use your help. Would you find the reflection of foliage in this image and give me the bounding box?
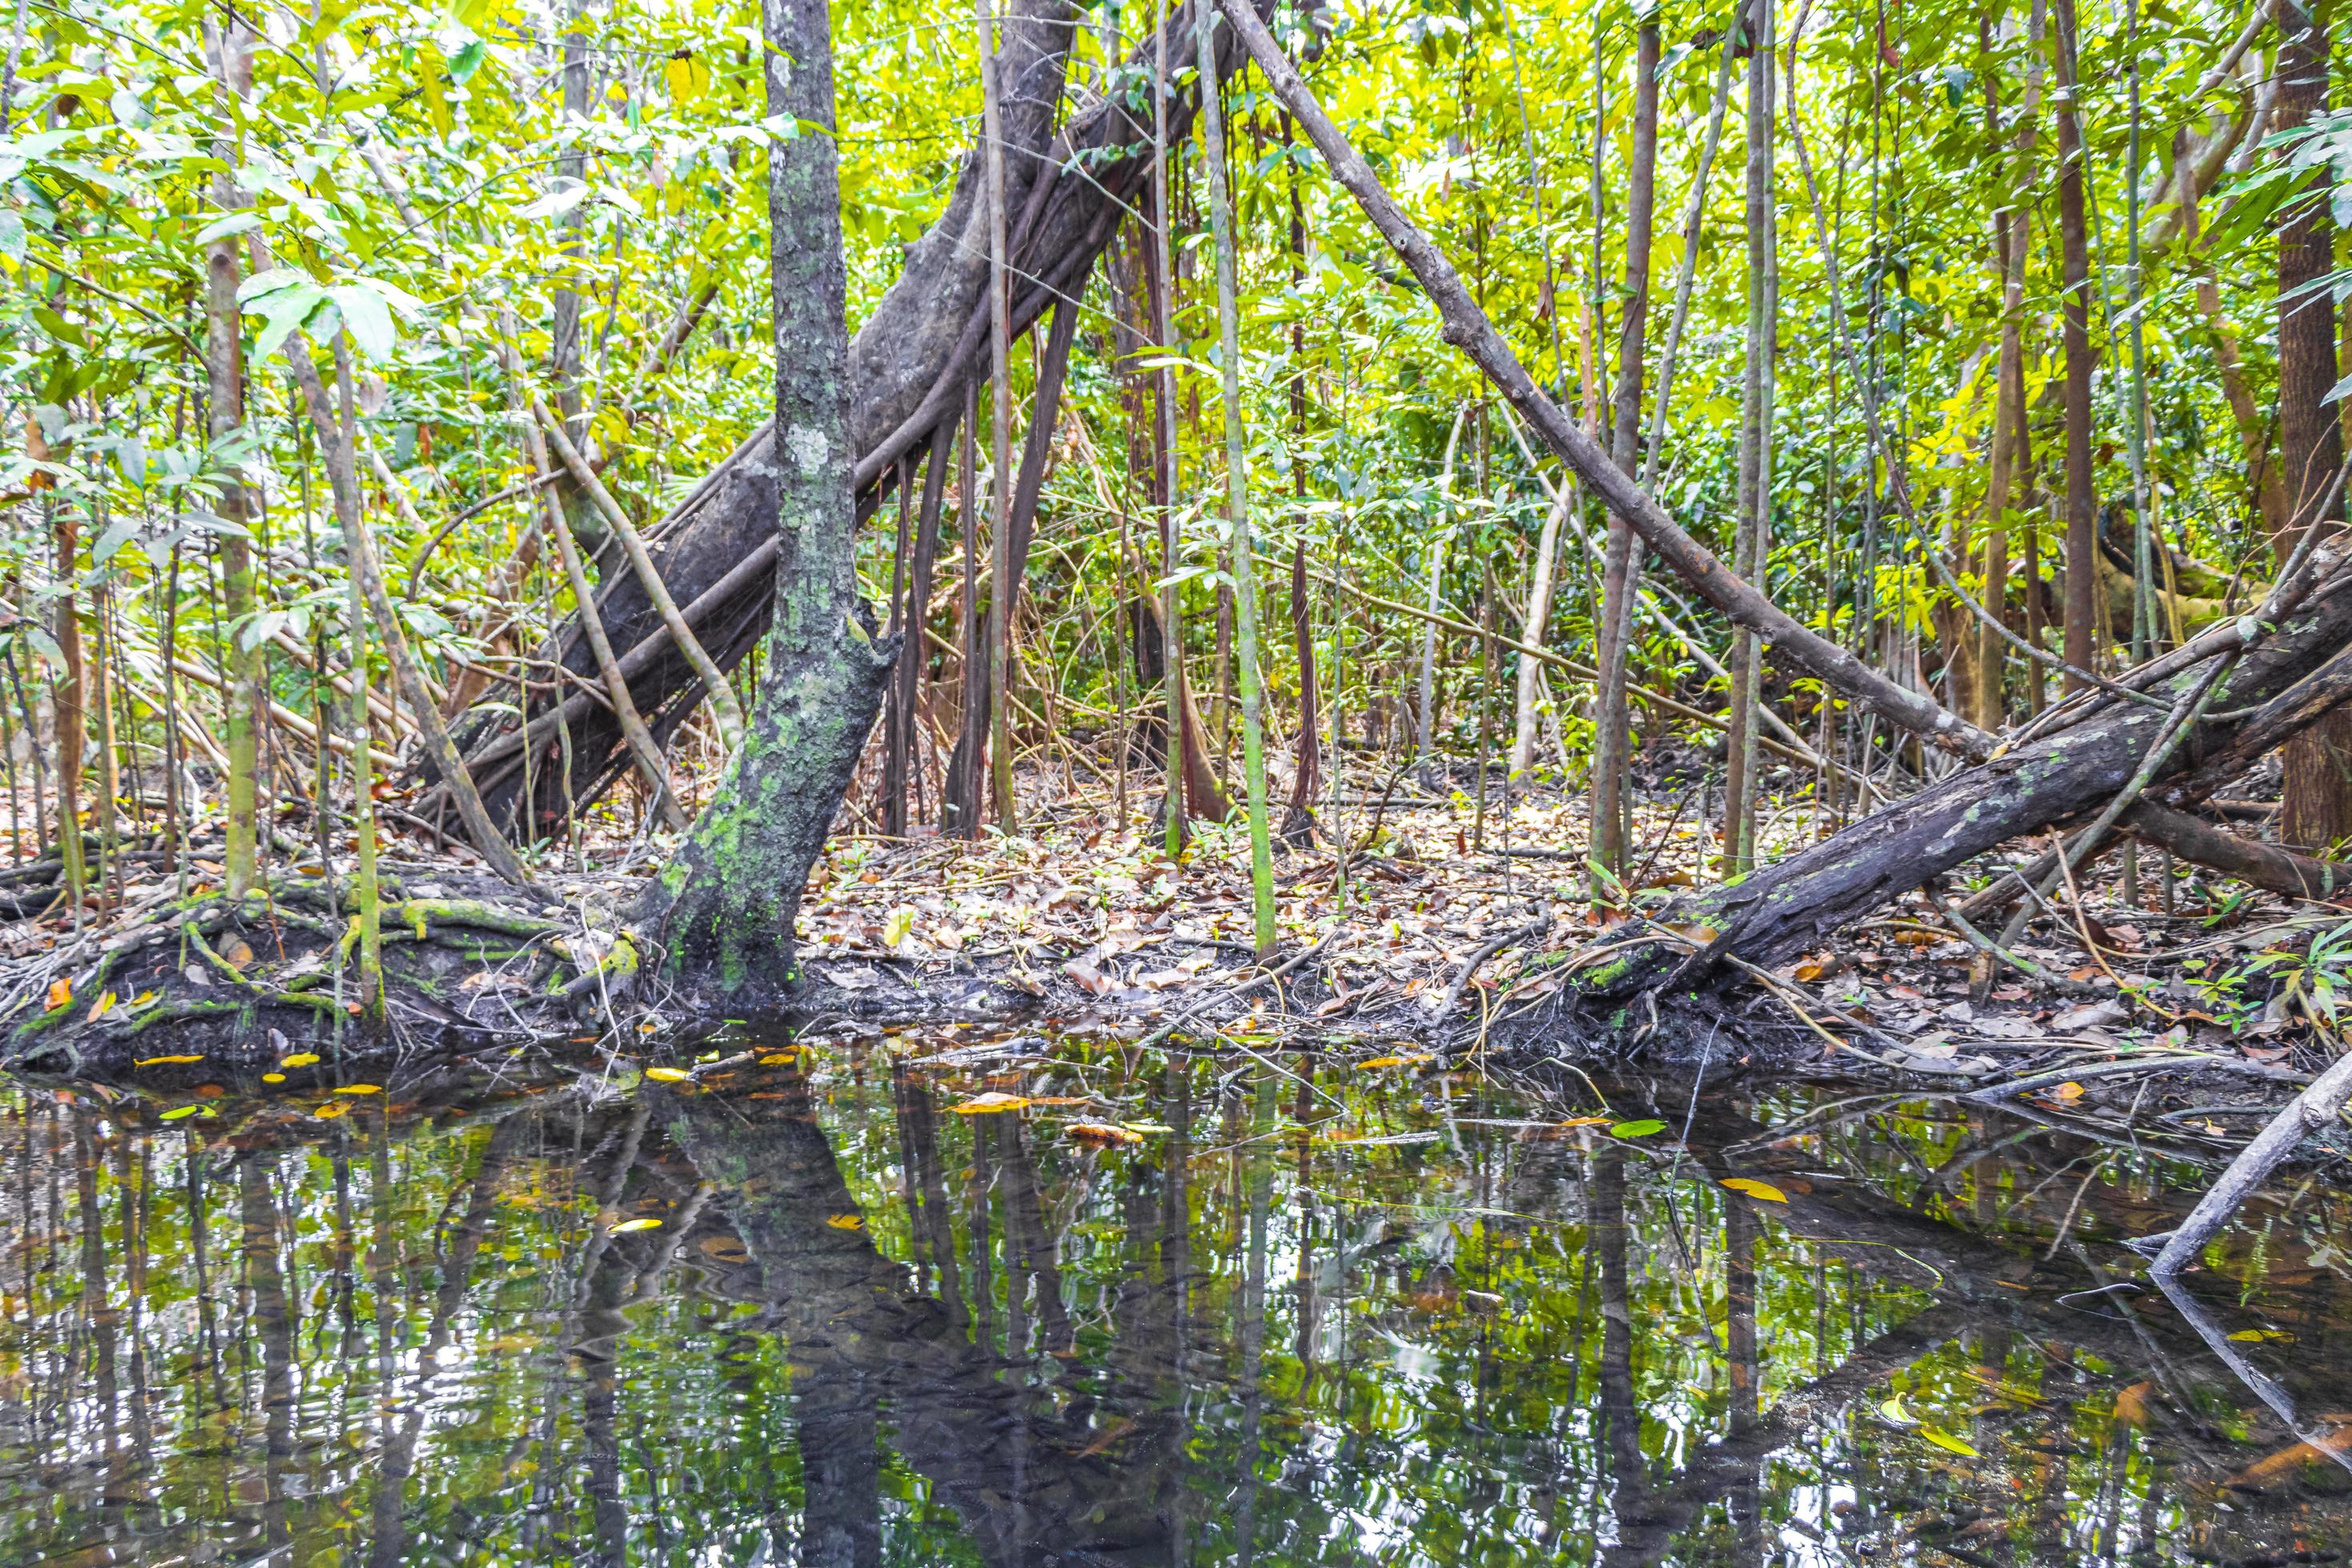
[2,1058,2350,1565]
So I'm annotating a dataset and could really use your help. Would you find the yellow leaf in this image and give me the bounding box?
[342,1084,382,1095]
[130,990,156,1008]
[314,1102,350,1119]
[86,990,116,1022]
[1721,1177,1790,1204]
[135,1054,205,1066]
[608,1217,662,1234]
[1558,1115,1612,1128]
[662,50,711,102]
[1919,1426,1980,1458]
[1356,1053,1433,1070]
[45,978,70,1011]
[951,1091,1030,1114]
[262,1072,286,1084]
[1880,1395,1916,1426]
[645,1066,691,1082]
[883,905,916,947]
[1066,1122,1145,1146]
[826,1213,866,1230]
[2228,1327,2293,1342]
[758,1049,806,1065]
[280,1052,320,1067]
[2048,1081,2086,1102]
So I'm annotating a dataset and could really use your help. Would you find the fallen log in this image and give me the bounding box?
[1546,562,2352,1006]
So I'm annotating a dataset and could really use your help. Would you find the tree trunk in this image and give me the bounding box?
[1589,16,1659,886]
[203,14,262,898]
[2274,0,2349,853]
[1722,0,1776,874]
[1198,14,1276,955]
[642,0,895,990]
[2054,0,2099,692]
[1973,0,2040,730]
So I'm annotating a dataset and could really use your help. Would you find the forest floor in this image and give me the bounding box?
[0,751,2340,1179]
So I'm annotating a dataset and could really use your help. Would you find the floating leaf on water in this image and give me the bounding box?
[1919,1426,1979,1458]
[342,1084,382,1095]
[1356,1054,1434,1070]
[262,1072,286,1084]
[159,1105,202,1121]
[1066,1122,1145,1146]
[314,1102,350,1119]
[2227,1327,2293,1342]
[644,1066,691,1083]
[1609,1119,1667,1139]
[951,1092,1030,1114]
[608,1218,662,1234]
[135,1054,205,1066]
[280,1052,320,1068]
[826,1214,866,1230]
[1720,1177,1790,1203]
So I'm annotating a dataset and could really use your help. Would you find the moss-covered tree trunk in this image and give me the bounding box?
[640,0,893,993]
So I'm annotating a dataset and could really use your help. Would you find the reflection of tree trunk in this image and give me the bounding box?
[662,1082,1175,1566]
[74,1114,118,1474]
[1230,1074,1277,1568]
[897,1069,966,1325]
[367,1117,529,1568]
[994,1114,1072,1356]
[239,1154,296,1560]
[1591,1147,1654,1545]
[1723,1198,1765,1567]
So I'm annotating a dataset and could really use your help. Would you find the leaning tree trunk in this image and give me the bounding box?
[638,0,894,990]
[427,0,1296,844]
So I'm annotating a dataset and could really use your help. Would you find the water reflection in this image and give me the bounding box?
[3,1039,2350,1566]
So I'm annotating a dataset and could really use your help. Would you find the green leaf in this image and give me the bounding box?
[327,282,398,361]
[1608,1118,1666,1139]
[90,514,138,563]
[0,209,24,266]
[191,210,262,249]
[159,1105,202,1121]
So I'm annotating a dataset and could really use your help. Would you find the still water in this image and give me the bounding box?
[2,1026,2350,1566]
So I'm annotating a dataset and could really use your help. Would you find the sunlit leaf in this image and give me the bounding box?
[342,1084,382,1095]
[134,1053,204,1066]
[44,978,70,1010]
[314,1102,350,1119]
[1720,1177,1790,1203]
[826,1214,866,1230]
[159,1104,202,1121]
[1919,1426,1979,1458]
[645,1066,691,1082]
[1609,1119,1666,1138]
[951,1092,1030,1114]
[609,1217,663,1234]
[281,1052,320,1067]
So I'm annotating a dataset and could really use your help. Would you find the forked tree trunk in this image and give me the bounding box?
[429,0,1292,845]
[642,0,894,990]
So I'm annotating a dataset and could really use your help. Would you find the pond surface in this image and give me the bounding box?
[3,1028,2350,1566]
